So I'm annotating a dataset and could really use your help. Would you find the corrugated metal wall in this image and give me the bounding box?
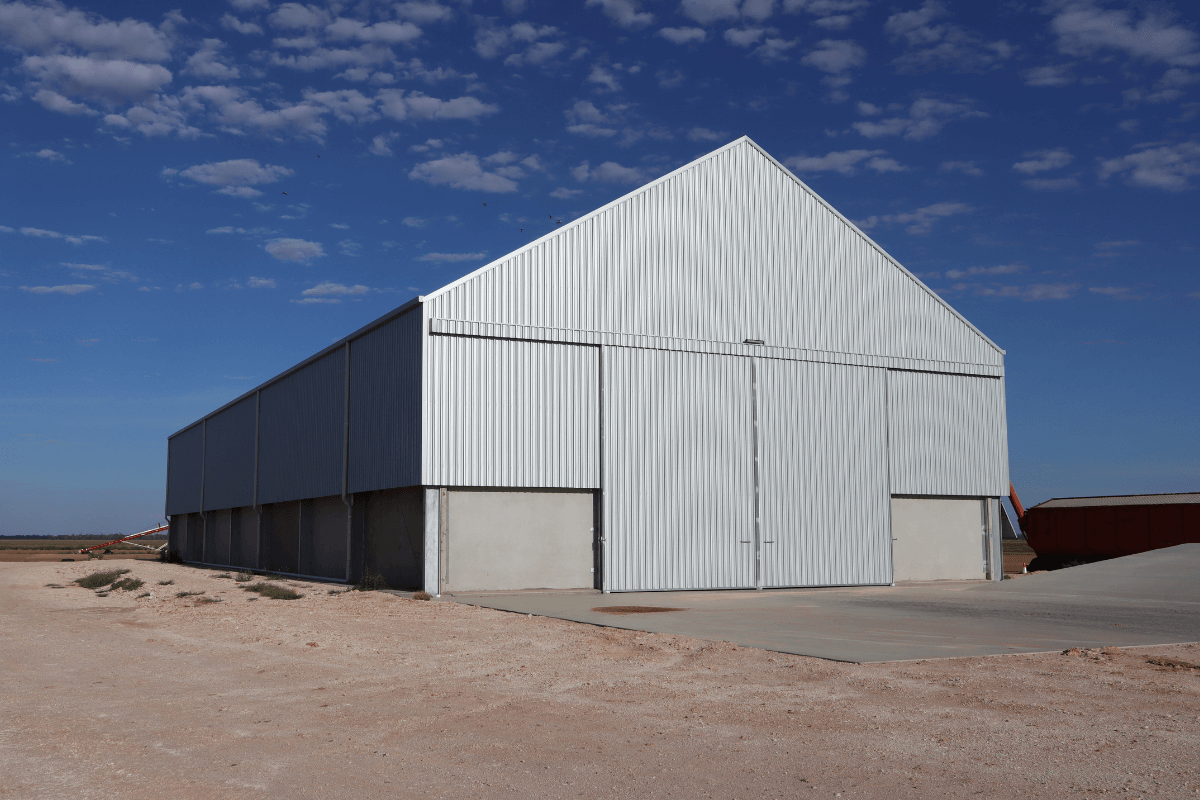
[887,370,1009,497]
[202,395,257,511]
[424,335,599,488]
[757,360,891,587]
[603,347,756,592]
[424,138,1001,369]
[349,308,421,493]
[257,349,346,505]
[166,424,204,515]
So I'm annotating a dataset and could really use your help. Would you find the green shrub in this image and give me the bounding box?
[157,579,174,585]
[215,572,232,579]
[235,571,255,582]
[75,569,130,589]
[175,589,205,598]
[242,582,303,600]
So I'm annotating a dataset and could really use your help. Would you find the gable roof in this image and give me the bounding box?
[422,136,1003,357]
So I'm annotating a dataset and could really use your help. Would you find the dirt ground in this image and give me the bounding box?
[2,561,1197,800]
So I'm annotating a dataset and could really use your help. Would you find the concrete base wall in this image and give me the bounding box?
[442,489,594,592]
[891,497,985,581]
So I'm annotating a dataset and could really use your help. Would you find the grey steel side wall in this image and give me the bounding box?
[423,335,599,489]
[603,347,757,592]
[887,370,1009,497]
[201,395,257,511]
[166,424,204,516]
[349,307,421,493]
[257,348,346,505]
[756,360,891,588]
[425,139,1001,369]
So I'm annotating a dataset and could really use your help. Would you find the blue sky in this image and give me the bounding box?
[2,0,1197,535]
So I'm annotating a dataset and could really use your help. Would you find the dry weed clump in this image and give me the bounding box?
[176,589,205,598]
[242,582,303,600]
[413,591,432,601]
[75,569,130,589]
[110,577,145,591]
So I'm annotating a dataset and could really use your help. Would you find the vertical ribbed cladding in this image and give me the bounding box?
[257,348,346,505]
[425,335,599,489]
[424,139,1002,367]
[603,347,756,592]
[887,370,1009,497]
[757,361,891,587]
[201,395,257,511]
[166,423,204,515]
[348,307,421,493]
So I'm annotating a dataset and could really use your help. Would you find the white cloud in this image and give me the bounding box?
[658,27,706,45]
[184,39,239,80]
[394,3,455,24]
[550,187,584,199]
[230,0,269,10]
[417,252,487,262]
[302,281,369,296]
[369,133,398,155]
[572,160,646,183]
[60,261,135,283]
[1047,1,1200,67]
[783,0,870,30]
[1022,64,1075,87]
[1023,177,1079,191]
[180,85,327,139]
[1013,149,1073,174]
[802,39,865,74]
[376,89,498,121]
[657,68,686,88]
[939,160,984,177]
[265,238,325,261]
[687,127,727,142]
[678,0,741,25]
[19,226,104,244]
[29,148,69,162]
[173,160,294,196]
[402,216,428,227]
[587,0,654,28]
[221,14,263,35]
[32,89,97,115]
[409,153,519,192]
[884,0,1013,73]
[587,63,622,92]
[247,276,277,288]
[19,283,96,295]
[1098,141,1200,190]
[856,201,971,235]
[474,22,561,60]
[852,97,987,141]
[304,89,378,122]
[724,28,763,47]
[325,18,422,45]
[0,2,171,61]
[785,149,906,175]
[269,3,331,30]
[943,263,1024,280]
[24,54,173,104]
[956,282,1080,301]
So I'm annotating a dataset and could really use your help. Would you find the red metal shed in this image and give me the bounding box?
[1023,492,1200,567]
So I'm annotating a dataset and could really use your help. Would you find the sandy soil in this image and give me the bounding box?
[2,560,1197,800]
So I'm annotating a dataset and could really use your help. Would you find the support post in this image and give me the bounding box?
[423,487,440,596]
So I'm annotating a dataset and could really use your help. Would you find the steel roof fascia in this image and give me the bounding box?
[168,295,422,440]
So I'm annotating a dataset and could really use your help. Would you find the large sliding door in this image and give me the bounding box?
[603,348,756,592]
[755,360,892,587]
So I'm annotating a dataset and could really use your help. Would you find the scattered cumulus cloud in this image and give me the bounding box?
[1045,1,1200,68]
[247,276,277,288]
[1098,141,1200,190]
[884,0,1014,73]
[1012,148,1074,174]
[785,149,907,175]
[550,187,584,199]
[19,283,96,295]
[852,97,987,141]
[417,252,487,262]
[939,160,984,177]
[856,201,972,234]
[19,226,104,244]
[168,159,293,198]
[265,237,325,262]
[586,0,654,29]
[658,27,706,45]
[571,160,646,183]
[409,152,520,192]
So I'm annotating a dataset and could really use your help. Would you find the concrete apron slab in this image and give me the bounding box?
[442,546,1200,663]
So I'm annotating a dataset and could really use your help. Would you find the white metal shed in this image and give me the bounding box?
[166,136,1009,593]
